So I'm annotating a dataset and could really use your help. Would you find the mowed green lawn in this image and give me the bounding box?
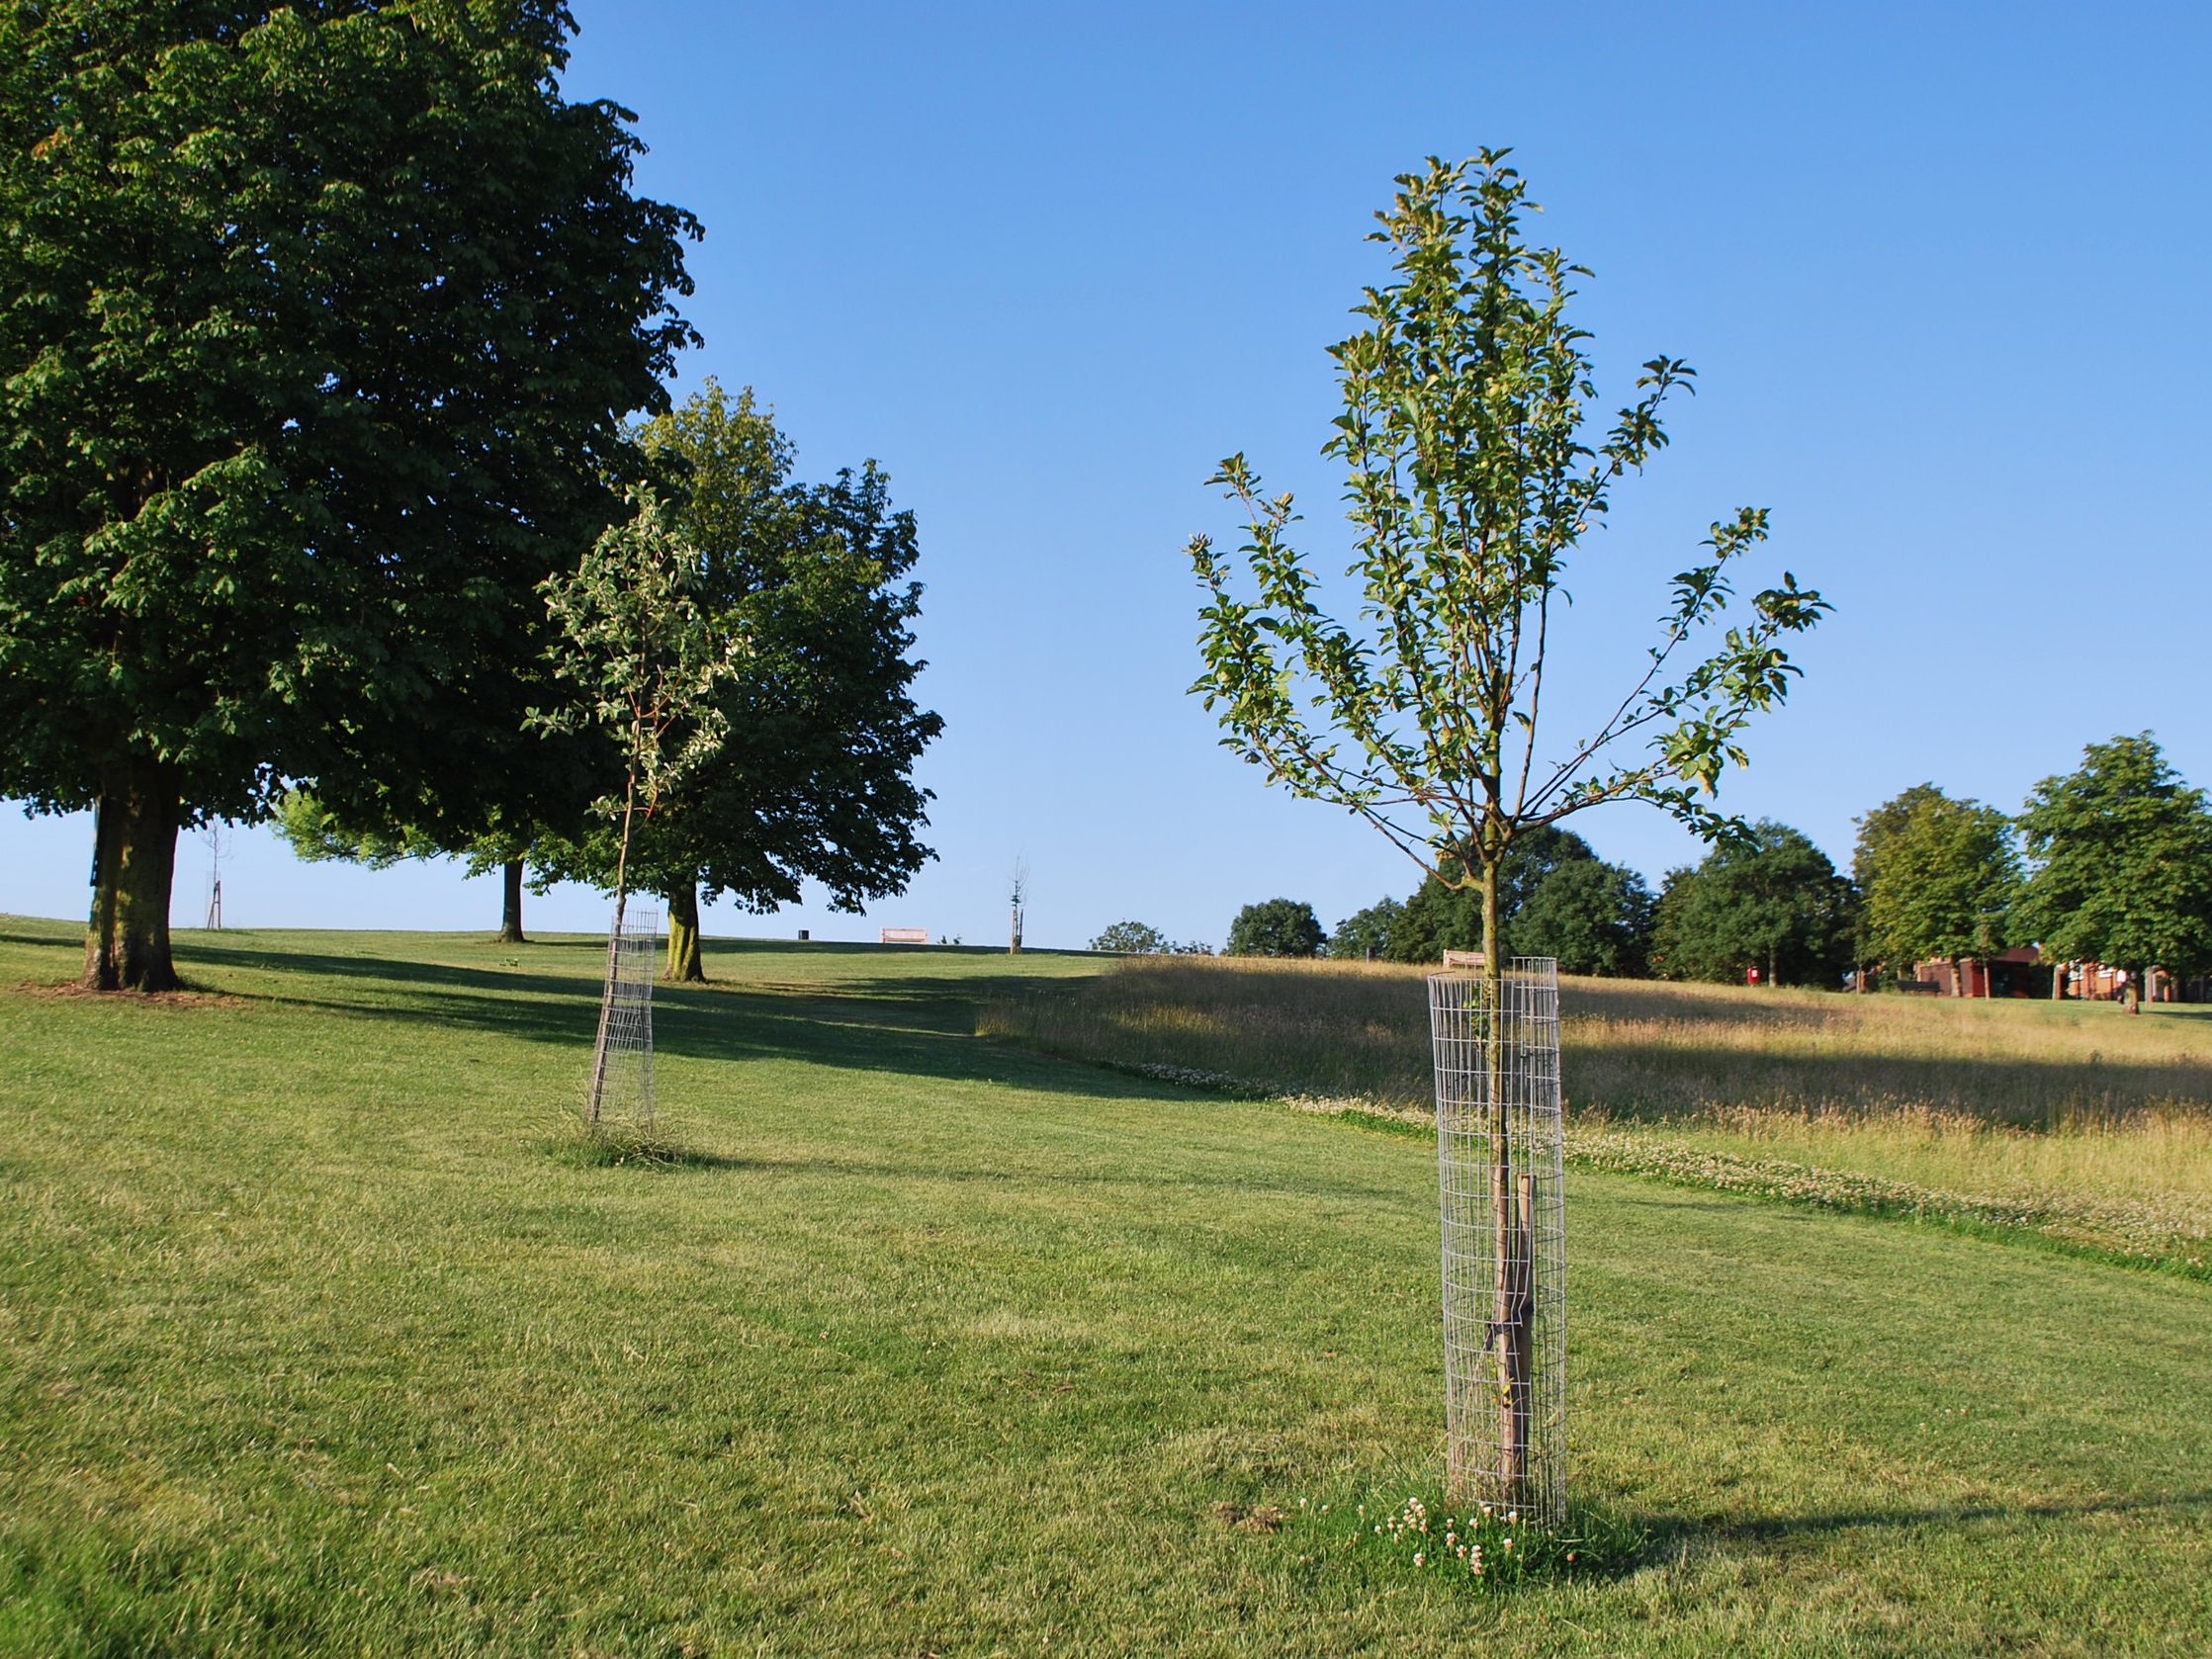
[1,917,2207,1656]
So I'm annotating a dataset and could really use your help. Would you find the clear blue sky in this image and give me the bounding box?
[5,2,2208,947]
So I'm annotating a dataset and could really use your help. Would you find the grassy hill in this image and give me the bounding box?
[3,918,2208,1655]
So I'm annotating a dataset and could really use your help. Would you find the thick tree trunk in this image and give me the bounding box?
[664,878,706,983]
[2051,959,2065,1001]
[2124,969,2141,1014]
[1479,858,1533,1500]
[498,859,527,944]
[83,763,183,993]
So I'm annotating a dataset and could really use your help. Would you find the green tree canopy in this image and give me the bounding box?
[1226,899,1324,958]
[273,791,592,944]
[1190,154,1827,975]
[1385,825,1597,961]
[2016,735,2212,1005]
[1849,782,1943,974]
[0,0,698,990]
[1651,821,1856,987]
[1091,921,1171,954]
[535,483,742,899]
[1855,786,2018,985]
[1513,858,1655,977]
[532,384,942,981]
[1329,898,1403,961]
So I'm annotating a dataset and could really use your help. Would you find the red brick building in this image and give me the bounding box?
[1909,946,2043,998]
[1909,950,2199,1002]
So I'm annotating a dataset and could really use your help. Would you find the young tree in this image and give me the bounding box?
[537,486,736,1119]
[0,1,698,991]
[1226,899,1325,958]
[1856,787,2018,997]
[1189,153,1826,1498]
[537,488,738,906]
[2016,735,2212,1013]
[1649,822,1856,987]
[532,385,941,981]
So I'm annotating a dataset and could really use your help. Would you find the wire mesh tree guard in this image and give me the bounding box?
[1429,958,1566,1526]
[585,905,660,1132]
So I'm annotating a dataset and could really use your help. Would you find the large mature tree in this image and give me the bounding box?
[1650,821,1856,987]
[1225,898,1324,958]
[1360,830,1651,969]
[1188,152,1825,1499]
[1329,897,1403,961]
[0,1,698,989]
[1386,824,1598,962]
[1848,782,1944,990]
[2016,735,2212,1013]
[1514,857,1654,977]
[534,384,942,982]
[1855,785,2018,996]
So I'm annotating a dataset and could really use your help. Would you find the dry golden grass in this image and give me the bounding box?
[980,954,2212,1268]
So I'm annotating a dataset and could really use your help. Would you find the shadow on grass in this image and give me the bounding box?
[0,927,76,951]
[1662,1489,2212,1552]
[123,934,2212,1140]
[159,939,1158,1107]
[701,936,1101,961]
[541,1130,755,1173]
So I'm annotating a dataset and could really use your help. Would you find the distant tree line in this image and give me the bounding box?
[1205,734,2212,1002]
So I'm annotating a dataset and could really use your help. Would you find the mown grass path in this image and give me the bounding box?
[2,919,2207,1655]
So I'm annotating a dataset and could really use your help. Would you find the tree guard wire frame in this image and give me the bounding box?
[1429,959,1566,1526]
[586,905,660,1131]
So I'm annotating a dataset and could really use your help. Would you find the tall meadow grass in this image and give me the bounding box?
[980,955,2212,1268]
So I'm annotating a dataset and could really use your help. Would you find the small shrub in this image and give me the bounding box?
[548,1118,686,1169]
[1351,1492,1645,1589]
